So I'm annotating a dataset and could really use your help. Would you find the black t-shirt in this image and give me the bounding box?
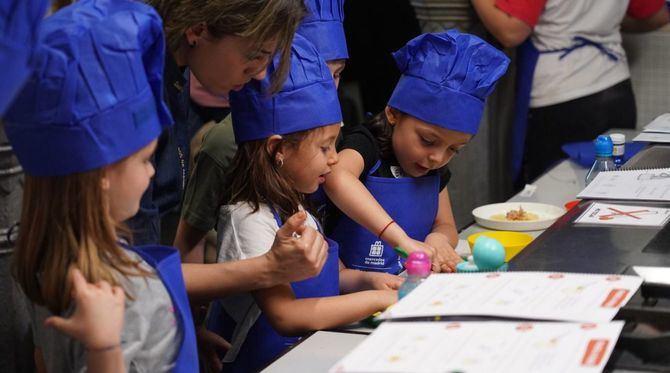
[338,122,451,189]
[322,122,450,233]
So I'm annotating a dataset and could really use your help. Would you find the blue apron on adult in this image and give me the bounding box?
[126,245,199,372]
[212,210,340,373]
[510,37,620,182]
[330,161,439,274]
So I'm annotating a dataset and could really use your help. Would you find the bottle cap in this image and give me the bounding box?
[609,133,625,144]
[405,251,431,276]
[594,135,613,157]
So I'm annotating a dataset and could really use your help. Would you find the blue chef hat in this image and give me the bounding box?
[297,0,348,61]
[388,29,510,135]
[5,0,172,177]
[0,0,49,115]
[231,34,341,143]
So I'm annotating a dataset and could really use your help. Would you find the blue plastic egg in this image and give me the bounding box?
[472,236,506,270]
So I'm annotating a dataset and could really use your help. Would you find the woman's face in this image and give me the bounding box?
[387,107,472,177]
[186,28,278,96]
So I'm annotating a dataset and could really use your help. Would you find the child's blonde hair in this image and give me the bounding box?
[13,169,148,314]
[146,0,307,93]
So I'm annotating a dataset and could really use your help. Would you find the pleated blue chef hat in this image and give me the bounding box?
[297,0,348,61]
[5,0,172,176]
[231,34,341,143]
[0,0,49,115]
[388,29,510,135]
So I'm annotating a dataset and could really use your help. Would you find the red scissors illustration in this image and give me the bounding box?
[599,207,656,220]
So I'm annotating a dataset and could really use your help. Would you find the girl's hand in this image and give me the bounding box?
[45,269,125,350]
[425,233,463,273]
[397,236,437,260]
[364,272,404,291]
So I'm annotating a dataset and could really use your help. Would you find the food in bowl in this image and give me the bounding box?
[490,206,539,222]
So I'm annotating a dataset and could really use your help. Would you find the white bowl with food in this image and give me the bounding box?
[472,202,565,231]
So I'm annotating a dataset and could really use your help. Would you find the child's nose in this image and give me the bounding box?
[328,150,339,166]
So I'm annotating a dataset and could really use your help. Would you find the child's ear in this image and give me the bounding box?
[185,22,207,46]
[100,175,110,191]
[265,134,284,156]
[384,106,400,126]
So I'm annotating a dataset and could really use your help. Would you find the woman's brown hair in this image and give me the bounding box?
[147,0,307,93]
[227,129,322,222]
[13,169,148,314]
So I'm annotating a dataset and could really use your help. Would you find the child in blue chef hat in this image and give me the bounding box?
[5,0,199,371]
[208,34,400,373]
[324,29,510,275]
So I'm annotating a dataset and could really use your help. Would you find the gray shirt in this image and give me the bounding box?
[30,251,180,372]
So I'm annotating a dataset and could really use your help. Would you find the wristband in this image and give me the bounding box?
[377,220,395,239]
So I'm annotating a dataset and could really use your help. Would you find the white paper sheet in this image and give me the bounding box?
[576,168,670,201]
[330,321,625,373]
[381,272,642,322]
[642,113,670,133]
[575,202,670,227]
[633,132,670,143]
[632,266,670,286]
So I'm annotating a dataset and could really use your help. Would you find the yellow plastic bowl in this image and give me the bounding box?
[467,231,534,262]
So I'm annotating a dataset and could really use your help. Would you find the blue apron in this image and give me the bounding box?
[330,161,440,274]
[214,209,340,373]
[126,245,199,372]
[510,36,620,182]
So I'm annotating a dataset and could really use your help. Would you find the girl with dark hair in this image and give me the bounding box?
[324,30,510,275]
[211,35,400,372]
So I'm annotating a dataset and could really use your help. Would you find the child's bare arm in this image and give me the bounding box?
[324,149,437,258]
[252,284,396,336]
[425,187,462,272]
[338,260,403,293]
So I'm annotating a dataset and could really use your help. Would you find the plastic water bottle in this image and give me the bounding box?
[398,251,431,299]
[585,135,616,186]
[610,133,625,169]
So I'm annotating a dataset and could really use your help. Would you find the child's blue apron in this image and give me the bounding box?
[329,160,439,274]
[126,245,199,372]
[216,209,340,372]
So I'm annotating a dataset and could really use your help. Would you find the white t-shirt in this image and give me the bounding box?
[215,201,320,362]
[530,0,631,107]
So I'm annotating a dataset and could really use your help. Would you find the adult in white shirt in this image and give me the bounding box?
[472,0,669,184]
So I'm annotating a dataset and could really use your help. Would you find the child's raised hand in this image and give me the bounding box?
[45,268,125,351]
[365,272,404,290]
[269,210,329,283]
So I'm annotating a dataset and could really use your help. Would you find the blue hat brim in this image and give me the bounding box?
[6,85,164,176]
[232,79,342,143]
[388,74,484,135]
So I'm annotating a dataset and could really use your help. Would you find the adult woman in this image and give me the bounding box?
[129,0,307,245]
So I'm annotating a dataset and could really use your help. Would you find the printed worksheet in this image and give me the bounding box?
[577,168,670,201]
[381,272,642,322]
[575,202,670,227]
[330,321,624,373]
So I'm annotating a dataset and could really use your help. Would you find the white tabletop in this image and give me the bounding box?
[262,331,367,373]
